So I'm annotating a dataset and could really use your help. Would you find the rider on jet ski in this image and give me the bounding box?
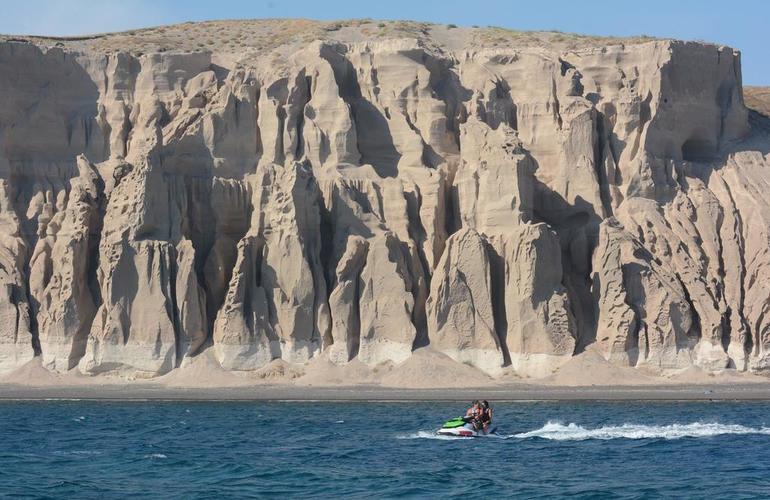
[465,400,482,428]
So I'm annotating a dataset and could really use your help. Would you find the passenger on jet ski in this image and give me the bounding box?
[480,400,493,433]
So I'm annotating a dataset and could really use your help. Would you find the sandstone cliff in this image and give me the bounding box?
[1,19,769,379]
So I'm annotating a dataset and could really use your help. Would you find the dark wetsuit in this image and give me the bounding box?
[480,406,493,432]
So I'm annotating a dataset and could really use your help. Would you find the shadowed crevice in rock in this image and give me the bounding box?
[202,178,252,346]
[485,241,511,366]
[320,45,401,177]
[531,171,601,353]
[620,262,644,367]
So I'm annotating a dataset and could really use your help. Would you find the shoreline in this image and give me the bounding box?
[3,383,770,401]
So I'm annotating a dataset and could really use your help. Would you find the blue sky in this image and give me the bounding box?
[3,0,767,84]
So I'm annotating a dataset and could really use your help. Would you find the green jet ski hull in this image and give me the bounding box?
[441,417,468,429]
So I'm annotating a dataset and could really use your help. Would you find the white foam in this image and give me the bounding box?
[514,421,770,441]
[144,453,168,459]
[397,430,510,440]
[53,450,102,456]
[397,431,466,441]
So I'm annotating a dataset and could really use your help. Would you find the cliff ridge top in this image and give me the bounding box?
[0,18,680,57]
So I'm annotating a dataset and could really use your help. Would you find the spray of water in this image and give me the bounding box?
[399,422,770,441]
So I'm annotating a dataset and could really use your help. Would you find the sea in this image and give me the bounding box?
[1,400,769,498]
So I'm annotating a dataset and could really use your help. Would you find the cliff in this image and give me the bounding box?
[0,19,768,380]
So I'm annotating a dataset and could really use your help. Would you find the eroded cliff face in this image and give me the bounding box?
[0,21,767,378]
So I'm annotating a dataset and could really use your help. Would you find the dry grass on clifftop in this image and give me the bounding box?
[0,18,662,59]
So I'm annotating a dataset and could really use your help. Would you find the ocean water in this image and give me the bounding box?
[2,400,770,498]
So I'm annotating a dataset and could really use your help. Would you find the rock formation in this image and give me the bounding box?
[1,19,769,379]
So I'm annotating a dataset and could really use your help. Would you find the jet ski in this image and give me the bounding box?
[437,417,497,437]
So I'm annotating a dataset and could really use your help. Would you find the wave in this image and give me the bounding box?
[514,422,770,441]
[52,450,102,456]
[399,422,770,441]
[397,431,468,441]
[397,430,510,440]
